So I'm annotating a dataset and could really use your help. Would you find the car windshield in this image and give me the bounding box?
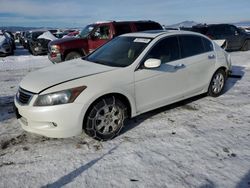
[79,25,95,38]
[85,36,151,67]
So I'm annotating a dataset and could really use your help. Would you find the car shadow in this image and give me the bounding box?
[0,95,15,122]
[236,169,250,188]
[41,145,119,188]
[120,93,207,136]
[224,65,245,94]
[120,65,245,137]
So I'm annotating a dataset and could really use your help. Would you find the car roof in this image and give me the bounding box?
[121,30,205,39]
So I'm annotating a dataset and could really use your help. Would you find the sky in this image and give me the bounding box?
[0,0,249,28]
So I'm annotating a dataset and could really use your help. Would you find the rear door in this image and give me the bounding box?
[225,25,244,49]
[178,35,216,95]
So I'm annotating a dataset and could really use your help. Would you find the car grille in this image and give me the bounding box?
[16,88,34,105]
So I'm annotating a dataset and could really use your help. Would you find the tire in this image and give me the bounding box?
[65,51,82,61]
[241,40,250,51]
[84,96,126,141]
[31,47,38,56]
[208,69,226,97]
[221,40,228,50]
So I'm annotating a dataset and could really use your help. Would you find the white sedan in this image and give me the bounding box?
[14,30,232,140]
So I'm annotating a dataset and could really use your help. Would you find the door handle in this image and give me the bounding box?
[208,54,215,59]
[174,64,185,69]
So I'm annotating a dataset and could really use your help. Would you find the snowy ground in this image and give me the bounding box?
[0,45,250,188]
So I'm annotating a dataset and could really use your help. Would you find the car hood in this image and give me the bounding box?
[20,59,118,93]
[38,31,58,41]
[50,37,84,45]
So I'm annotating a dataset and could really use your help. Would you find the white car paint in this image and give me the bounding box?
[14,30,232,138]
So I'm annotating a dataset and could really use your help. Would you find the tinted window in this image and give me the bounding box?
[179,35,204,58]
[135,22,162,32]
[227,25,237,35]
[202,38,213,52]
[114,23,132,36]
[93,25,110,39]
[146,37,180,63]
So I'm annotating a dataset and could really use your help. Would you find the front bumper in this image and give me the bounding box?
[14,98,86,138]
[32,46,48,55]
[48,52,63,64]
[0,46,12,55]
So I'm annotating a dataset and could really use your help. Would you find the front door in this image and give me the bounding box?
[88,24,111,53]
[134,36,189,113]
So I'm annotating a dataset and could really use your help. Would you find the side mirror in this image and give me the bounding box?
[144,58,161,69]
[235,31,239,36]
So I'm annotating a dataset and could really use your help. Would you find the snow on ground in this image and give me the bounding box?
[0,45,250,188]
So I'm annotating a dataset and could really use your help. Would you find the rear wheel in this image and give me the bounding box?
[65,51,82,61]
[208,69,226,97]
[84,96,126,141]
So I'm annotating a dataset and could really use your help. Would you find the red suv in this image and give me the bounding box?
[48,20,163,63]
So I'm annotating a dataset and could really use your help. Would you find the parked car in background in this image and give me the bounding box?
[26,30,47,55]
[0,31,14,56]
[20,31,32,48]
[15,30,231,140]
[181,24,250,51]
[65,30,80,37]
[4,31,16,50]
[48,20,163,63]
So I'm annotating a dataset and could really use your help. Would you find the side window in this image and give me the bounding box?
[209,26,224,38]
[179,35,204,58]
[94,25,110,39]
[228,25,237,35]
[135,22,162,32]
[114,23,132,36]
[146,36,180,63]
[202,38,213,52]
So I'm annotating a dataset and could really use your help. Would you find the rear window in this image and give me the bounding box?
[135,22,162,32]
[114,23,132,36]
[179,35,204,58]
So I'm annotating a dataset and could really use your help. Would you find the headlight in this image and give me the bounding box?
[34,86,86,106]
[50,45,60,53]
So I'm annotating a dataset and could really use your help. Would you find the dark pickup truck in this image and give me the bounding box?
[181,24,250,51]
[48,20,163,63]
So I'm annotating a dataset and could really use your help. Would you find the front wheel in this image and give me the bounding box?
[241,40,250,51]
[84,96,126,141]
[65,51,81,61]
[208,69,226,97]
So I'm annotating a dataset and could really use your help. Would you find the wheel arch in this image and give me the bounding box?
[63,48,86,60]
[207,66,227,93]
[82,92,133,129]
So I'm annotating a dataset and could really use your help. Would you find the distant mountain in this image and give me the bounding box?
[165,20,250,29]
[164,21,200,28]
